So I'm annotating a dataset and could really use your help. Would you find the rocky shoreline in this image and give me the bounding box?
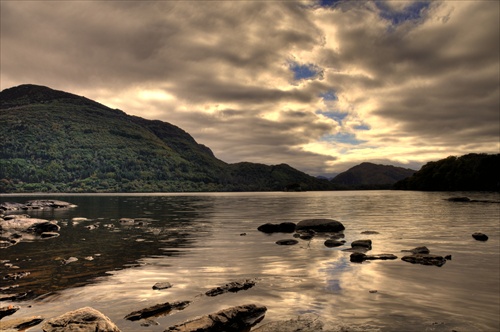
[0,198,493,331]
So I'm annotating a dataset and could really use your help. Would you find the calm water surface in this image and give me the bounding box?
[1,191,499,332]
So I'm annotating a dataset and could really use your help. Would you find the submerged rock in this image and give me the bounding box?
[42,307,120,332]
[401,254,447,267]
[296,219,345,232]
[446,196,471,202]
[324,239,345,247]
[472,232,488,241]
[276,239,299,245]
[124,300,190,321]
[205,279,256,297]
[351,239,372,250]
[252,313,324,332]
[166,304,267,332]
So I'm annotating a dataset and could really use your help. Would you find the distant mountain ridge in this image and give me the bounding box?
[330,162,416,189]
[0,84,333,192]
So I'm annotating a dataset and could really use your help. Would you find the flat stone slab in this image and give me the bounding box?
[295,219,345,232]
[166,304,267,332]
[205,279,256,297]
[252,313,324,332]
[124,300,190,321]
[401,254,447,267]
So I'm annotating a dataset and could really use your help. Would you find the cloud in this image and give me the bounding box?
[1,0,498,176]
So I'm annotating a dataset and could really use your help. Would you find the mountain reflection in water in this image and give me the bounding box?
[0,191,499,332]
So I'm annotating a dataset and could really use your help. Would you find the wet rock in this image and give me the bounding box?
[324,239,345,247]
[350,253,398,263]
[252,313,324,332]
[361,230,380,235]
[402,246,430,254]
[472,232,488,241]
[0,202,26,211]
[62,257,78,265]
[27,221,60,234]
[257,222,296,233]
[276,239,299,245]
[296,219,345,232]
[166,304,267,332]
[24,200,75,209]
[3,271,30,281]
[0,316,44,330]
[446,196,471,202]
[351,239,372,250]
[0,291,35,301]
[124,300,190,321]
[42,307,120,332]
[152,282,172,290]
[41,232,60,239]
[0,305,20,319]
[401,254,447,267]
[205,279,256,297]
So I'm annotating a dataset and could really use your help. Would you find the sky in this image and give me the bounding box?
[1,0,499,177]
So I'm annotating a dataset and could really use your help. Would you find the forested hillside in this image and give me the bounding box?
[393,153,500,191]
[0,84,333,192]
[331,162,416,189]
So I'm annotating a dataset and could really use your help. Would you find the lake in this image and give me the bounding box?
[1,191,499,331]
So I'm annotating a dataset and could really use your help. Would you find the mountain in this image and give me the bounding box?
[0,84,333,193]
[330,162,416,189]
[394,153,500,191]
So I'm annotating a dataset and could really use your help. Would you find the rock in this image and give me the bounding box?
[0,291,35,301]
[152,282,172,290]
[205,279,256,297]
[0,202,26,211]
[252,313,324,332]
[3,271,30,281]
[324,239,345,247]
[446,197,471,202]
[1,305,20,319]
[0,316,44,330]
[350,252,367,263]
[350,253,398,263]
[402,246,430,254]
[296,219,345,232]
[361,230,379,234]
[24,200,75,209]
[27,221,60,234]
[276,239,299,245]
[166,304,267,332]
[351,239,372,250]
[41,232,60,239]
[1,217,55,232]
[124,300,190,321]
[401,254,447,267]
[42,307,120,332]
[257,222,296,233]
[472,232,488,241]
[62,257,78,265]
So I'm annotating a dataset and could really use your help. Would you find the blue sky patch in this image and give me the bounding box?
[321,132,366,145]
[289,62,323,81]
[317,0,344,8]
[354,123,371,130]
[317,110,347,123]
[320,90,338,101]
[375,1,431,25]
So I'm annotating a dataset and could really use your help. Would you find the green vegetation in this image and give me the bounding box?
[393,153,500,191]
[0,84,333,193]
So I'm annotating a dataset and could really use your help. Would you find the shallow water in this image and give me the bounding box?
[1,191,499,331]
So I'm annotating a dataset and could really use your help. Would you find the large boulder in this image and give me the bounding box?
[166,304,267,332]
[42,307,120,332]
[295,219,345,233]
